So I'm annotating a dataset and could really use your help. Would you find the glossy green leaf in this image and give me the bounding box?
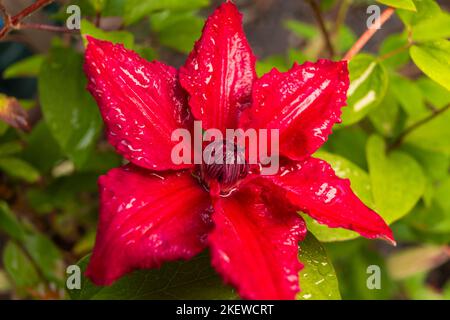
[70,253,237,300]
[124,0,209,25]
[366,135,426,223]
[2,55,44,79]
[3,241,40,288]
[297,233,341,300]
[39,47,102,168]
[342,54,389,125]
[0,201,25,242]
[377,0,416,11]
[150,10,203,53]
[0,157,40,183]
[410,40,450,91]
[81,19,135,49]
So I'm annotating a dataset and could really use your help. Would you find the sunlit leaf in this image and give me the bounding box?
[410,40,450,91]
[2,55,44,79]
[366,135,425,223]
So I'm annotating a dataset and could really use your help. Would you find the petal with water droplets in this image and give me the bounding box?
[84,37,192,171]
[180,2,256,133]
[209,185,307,299]
[86,165,212,285]
[240,60,349,160]
[266,157,394,244]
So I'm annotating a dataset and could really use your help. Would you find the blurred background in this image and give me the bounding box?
[0,0,449,300]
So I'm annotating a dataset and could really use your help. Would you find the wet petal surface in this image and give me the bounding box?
[240,60,349,160]
[86,166,212,285]
[180,2,256,133]
[84,37,192,170]
[209,184,307,299]
[266,157,394,243]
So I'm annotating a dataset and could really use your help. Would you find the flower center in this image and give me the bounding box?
[199,140,249,193]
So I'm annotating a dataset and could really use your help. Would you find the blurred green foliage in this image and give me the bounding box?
[0,0,449,300]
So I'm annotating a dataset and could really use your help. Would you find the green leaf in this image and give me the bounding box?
[297,233,341,300]
[3,241,40,289]
[89,0,107,11]
[341,54,389,125]
[150,10,203,53]
[397,0,441,26]
[366,135,426,223]
[70,253,237,299]
[23,233,63,284]
[255,55,288,77]
[411,12,450,42]
[378,33,410,69]
[403,107,450,155]
[124,0,209,25]
[0,141,23,157]
[0,201,25,242]
[39,46,102,168]
[0,157,40,183]
[304,151,374,242]
[410,40,450,91]
[377,0,416,11]
[81,19,135,49]
[2,55,44,79]
[21,121,63,174]
[417,77,450,109]
[325,127,369,170]
[335,25,357,54]
[369,89,400,137]
[283,20,318,39]
[390,74,427,121]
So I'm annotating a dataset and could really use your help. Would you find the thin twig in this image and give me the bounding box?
[389,104,450,150]
[0,0,54,39]
[19,22,77,34]
[306,0,335,58]
[378,43,411,61]
[343,7,395,61]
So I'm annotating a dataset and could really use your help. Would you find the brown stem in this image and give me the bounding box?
[0,0,54,39]
[19,22,78,34]
[378,43,411,61]
[306,0,335,58]
[389,104,450,150]
[343,7,395,61]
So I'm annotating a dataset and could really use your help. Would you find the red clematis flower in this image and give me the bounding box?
[83,1,394,299]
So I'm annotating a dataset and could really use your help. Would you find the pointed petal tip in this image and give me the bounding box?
[380,234,397,246]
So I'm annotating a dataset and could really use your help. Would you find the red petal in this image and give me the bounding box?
[84,37,192,170]
[267,157,394,243]
[241,60,349,160]
[180,2,256,132]
[209,185,307,299]
[86,166,212,285]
